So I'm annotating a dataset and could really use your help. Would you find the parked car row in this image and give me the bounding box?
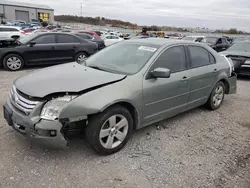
[0,32,98,71]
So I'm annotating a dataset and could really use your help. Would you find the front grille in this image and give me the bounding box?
[9,86,39,115]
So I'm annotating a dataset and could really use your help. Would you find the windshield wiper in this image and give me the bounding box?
[88,65,108,72]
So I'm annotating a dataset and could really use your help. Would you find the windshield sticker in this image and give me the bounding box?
[138,46,157,52]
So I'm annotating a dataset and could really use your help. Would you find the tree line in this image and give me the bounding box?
[54,15,139,29]
[55,15,248,34]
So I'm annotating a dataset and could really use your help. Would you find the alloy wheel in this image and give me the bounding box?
[77,54,86,63]
[99,114,129,149]
[213,85,224,107]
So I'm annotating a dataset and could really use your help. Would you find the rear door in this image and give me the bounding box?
[24,34,57,65]
[55,34,81,62]
[143,45,190,125]
[186,45,217,109]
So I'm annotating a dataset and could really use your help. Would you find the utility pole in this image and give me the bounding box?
[80,2,83,17]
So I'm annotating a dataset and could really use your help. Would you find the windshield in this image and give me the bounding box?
[182,37,195,41]
[85,42,159,75]
[19,33,38,44]
[201,37,217,44]
[227,42,250,52]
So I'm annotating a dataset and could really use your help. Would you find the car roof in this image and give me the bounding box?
[185,36,205,38]
[125,38,205,46]
[0,26,21,29]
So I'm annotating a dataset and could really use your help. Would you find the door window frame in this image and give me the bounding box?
[144,44,189,80]
[31,34,56,45]
[186,45,216,69]
[55,33,81,44]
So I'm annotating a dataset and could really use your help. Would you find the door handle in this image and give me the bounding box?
[73,46,77,49]
[51,46,55,50]
[181,76,189,82]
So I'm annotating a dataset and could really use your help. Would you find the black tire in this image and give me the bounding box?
[3,54,24,71]
[206,81,225,110]
[75,52,88,63]
[85,105,133,155]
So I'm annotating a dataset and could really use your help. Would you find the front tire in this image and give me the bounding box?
[85,105,133,155]
[3,54,24,71]
[206,81,225,110]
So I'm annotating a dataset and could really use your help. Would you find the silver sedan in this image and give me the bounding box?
[3,39,237,154]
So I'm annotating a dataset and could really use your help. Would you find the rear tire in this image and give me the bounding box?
[3,54,24,71]
[75,52,88,63]
[206,81,225,110]
[85,105,133,155]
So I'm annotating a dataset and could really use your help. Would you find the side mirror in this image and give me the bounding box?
[150,67,171,78]
[29,41,36,47]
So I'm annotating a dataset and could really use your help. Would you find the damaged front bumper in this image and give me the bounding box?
[227,72,237,94]
[3,98,68,148]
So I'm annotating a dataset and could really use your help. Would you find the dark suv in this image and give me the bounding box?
[0,33,98,71]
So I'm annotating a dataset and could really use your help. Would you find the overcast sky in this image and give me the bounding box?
[18,0,250,31]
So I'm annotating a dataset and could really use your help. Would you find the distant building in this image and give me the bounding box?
[0,0,54,23]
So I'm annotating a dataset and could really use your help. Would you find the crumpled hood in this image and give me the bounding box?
[14,62,126,98]
[220,51,250,57]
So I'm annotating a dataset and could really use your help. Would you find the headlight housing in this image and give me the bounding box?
[40,95,77,120]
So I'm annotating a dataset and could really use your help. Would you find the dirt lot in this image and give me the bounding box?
[0,68,250,188]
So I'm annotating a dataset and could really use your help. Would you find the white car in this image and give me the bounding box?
[103,35,124,46]
[182,36,205,42]
[0,26,24,39]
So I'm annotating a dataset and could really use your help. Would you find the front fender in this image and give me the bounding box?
[59,76,143,121]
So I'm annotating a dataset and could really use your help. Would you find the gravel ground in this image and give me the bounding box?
[0,68,250,188]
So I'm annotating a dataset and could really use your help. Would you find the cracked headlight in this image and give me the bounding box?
[40,95,77,120]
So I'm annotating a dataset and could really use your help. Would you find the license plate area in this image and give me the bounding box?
[3,105,13,126]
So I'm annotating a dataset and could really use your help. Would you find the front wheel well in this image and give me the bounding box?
[219,79,230,94]
[103,102,139,130]
[1,52,25,65]
[76,51,89,57]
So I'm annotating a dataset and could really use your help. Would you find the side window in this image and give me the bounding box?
[217,38,222,44]
[76,34,88,39]
[151,46,187,73]
[112,36,119,39]
[34,35,56,44]
[196,37,203,42]
[188,46,210,68]
[209,53,216,64]
[8,28,19,32]
[57,34,79,43]
[85,35,93,39]
[106,36,112,39]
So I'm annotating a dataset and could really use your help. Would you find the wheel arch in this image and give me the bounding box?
[1,52,25,66]
[219,78,230,94]
[76,51,89,57]
[100,101,140,130]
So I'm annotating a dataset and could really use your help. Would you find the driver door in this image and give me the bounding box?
[142,45,190,125]
[23,34,57,65]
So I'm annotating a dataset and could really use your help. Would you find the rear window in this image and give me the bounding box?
[57,34,79,43]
